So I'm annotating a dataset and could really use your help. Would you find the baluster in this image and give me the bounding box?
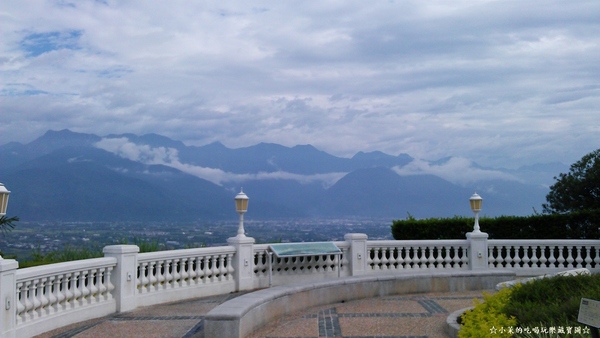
[504,246,514,269]
[65,273,75,310]
[89,269,99,304]
[204,256,212,282]
[395,247,404,269]
[210,255,220,282]
[421,246,429,269]
[539,245,548,268]
[366,248,374,270]
[139,262,149,293]
[380,248,389,270]
[433,246,443,269]
[548,246,557,268]
[575,246,583,268]
[530,245,540,269]
[566,246,575,268]
[218,254,227,280]
[163,259,173,289]
[79,271,90,307]
[417,246,426,269]
[428,246,437,269]
[254,252,264,276]
[106,266,115,300]
[522,246,531,269]
[181,258,190,287]
[340,248,349,274]
[584,246,593,268]
[557,246,566,268]
[461,246,469,268]
[594,246,600,268]
[46,276,58,316]
[23,280,34,321]
[53,274,65,313]
[15,282,26,324]
[488,246,497,268]
[227,253,235,280]
[329,254,336,272]
[199,257,207,283]
[443,246,452,269]
[189,256,199,283]
[30,279,42,320]
[173,258,182,288]
[153,261,162,291]
[38,277,49,317]
[97,267,108,301]
[372,248,382,270]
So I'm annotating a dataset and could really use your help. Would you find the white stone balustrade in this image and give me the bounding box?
[1,233,600,337]
[488,239,600,275]
[12,258,117,338]
[367,240,470,271]
[135,246,237,307]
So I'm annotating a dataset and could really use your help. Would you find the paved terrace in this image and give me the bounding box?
[36,289,488,338]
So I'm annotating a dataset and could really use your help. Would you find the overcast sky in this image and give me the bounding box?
[2,1,599,169]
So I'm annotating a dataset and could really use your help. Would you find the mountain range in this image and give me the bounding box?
[0,129,563,221]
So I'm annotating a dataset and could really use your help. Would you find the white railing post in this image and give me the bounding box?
[345,233,368,276]
[103,245,139,312]
[466,231,489,270]
[0,258,18,338]
[227,236,255,291]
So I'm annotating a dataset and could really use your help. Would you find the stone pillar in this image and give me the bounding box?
[0,258,18,338]
[227,236,256,291]
[344,233,368,276]
[103,245,139,312]
[466,231,489,270]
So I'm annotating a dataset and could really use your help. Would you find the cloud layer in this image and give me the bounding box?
[2,1,599,169]
[94,137,346,187]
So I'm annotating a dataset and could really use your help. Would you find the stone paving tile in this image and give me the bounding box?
[35,290,487,338]
[248,290,487,338]
[72,319,199,338]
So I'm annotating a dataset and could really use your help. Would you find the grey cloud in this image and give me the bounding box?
[1,0,599,169]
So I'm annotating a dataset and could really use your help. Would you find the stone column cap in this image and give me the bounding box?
[103,245,140,254]
[344,233,368,240]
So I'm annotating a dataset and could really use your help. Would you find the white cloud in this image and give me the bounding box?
[393,157,519,186]
[94,137,345,187]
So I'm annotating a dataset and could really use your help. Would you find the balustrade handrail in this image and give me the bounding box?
[368,239,469,247]
[16,257,117,281]
[137,245,236,262]
[489,239,600,245]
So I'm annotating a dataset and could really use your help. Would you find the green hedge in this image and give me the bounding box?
[391,209,600,240]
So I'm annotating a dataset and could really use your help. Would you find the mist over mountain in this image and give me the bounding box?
[0,129,559,221]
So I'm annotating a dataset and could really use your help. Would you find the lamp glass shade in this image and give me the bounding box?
[0,183,10,216]
[469,192,482,212]
[235,190,249,213]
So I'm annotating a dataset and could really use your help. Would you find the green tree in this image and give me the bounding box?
[543,148,600,214]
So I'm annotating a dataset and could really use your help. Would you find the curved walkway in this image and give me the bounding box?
[34,290,487,338]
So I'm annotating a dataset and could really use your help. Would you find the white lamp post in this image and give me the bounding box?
[0,183,10,217]
[234,189,249,237]
[469,192,482,233]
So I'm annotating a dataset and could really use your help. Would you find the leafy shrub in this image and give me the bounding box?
[506,274,600,328]
[460,274,599,337]
[459,286,518,338]
[392,209,600,240]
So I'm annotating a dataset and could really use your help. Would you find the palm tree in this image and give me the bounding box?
[0,216,19,235]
